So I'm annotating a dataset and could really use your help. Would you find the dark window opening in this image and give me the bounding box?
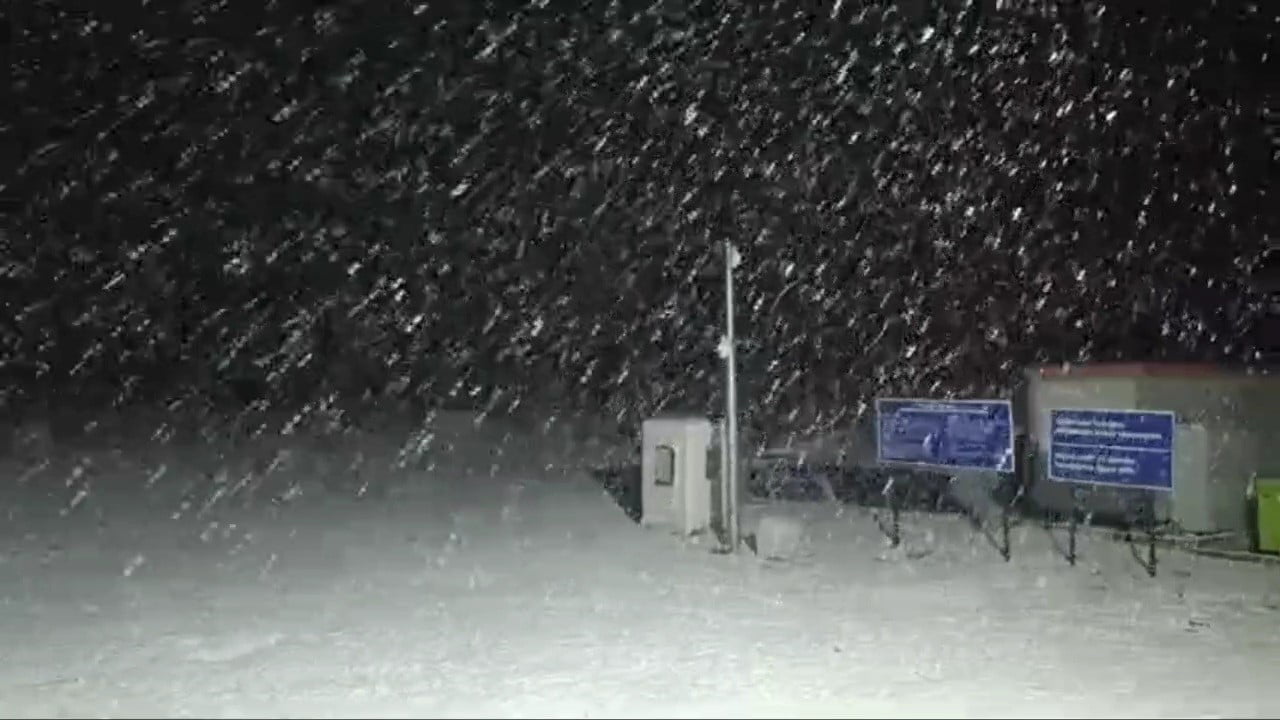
[655,445,676,486]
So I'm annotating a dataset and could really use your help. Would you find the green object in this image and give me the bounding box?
[1256,478,1280,554]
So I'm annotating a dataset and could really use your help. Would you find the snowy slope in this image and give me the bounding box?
[2,415,1278,718]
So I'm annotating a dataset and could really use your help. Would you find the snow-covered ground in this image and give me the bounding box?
[2,412,1278,719]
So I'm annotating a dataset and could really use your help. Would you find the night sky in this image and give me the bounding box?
[3,0,1274,435]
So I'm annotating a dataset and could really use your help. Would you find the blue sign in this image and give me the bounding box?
[875,398,1015,473]
[1048,409,1175,492]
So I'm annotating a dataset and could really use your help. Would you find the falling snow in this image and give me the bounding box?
[1,0,1277,717]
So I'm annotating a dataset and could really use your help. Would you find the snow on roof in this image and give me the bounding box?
[1033,362,1247,379]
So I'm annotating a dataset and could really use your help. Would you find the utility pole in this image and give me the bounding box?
[723,237,741,553]
[698,59,742,553]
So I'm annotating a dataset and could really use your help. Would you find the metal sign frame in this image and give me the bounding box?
[874,397,1016,474]
[1047,407,1176,493]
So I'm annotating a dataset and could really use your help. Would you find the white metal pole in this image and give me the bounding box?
[724,239,741,552]
[719,414,730,541]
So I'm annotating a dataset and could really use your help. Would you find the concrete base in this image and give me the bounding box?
[754,514,808,561]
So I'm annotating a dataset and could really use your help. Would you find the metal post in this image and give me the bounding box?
[1068,486,1081,566]
[719,415,730,541]
[889,480,901,548]
[724,239,741,552]
[995,486,1011,562]
[697,59,740,553]
[1145,491,1158,578]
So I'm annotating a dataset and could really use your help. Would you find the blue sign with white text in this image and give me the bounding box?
[1048,409,1175,492]
[875,398,1015,473]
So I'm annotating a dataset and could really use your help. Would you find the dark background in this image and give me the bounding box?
[2,0,1274,439]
